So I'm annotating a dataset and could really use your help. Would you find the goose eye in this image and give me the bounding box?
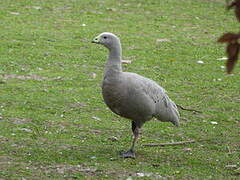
[103,36,107,39]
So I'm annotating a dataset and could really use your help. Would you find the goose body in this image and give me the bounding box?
[102,72,179,127]
[92,32,179,158]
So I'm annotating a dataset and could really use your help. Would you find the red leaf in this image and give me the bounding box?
[227,1,237,10]
[227,0,240,21]
[218,33,240,43]
[235,5,240,21]
[226,43,239,73]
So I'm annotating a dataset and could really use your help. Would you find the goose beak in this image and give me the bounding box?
[92,36,100,44]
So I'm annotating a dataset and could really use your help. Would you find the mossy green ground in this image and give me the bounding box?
[0,0,239,179]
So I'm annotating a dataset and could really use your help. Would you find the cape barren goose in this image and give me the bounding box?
[92,32,180,158]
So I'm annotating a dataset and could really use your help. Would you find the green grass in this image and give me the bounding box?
[0,0,239,179]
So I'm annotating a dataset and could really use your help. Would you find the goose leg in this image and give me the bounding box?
[121,121,140,158]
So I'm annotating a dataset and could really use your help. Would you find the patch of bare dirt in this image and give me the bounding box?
[33,163,173,179]
[103,169,172,179]
[68,102,87,109]
[0,156,14,171]
[0,159,99,178]
[31,164,99,177]
[0,74,69,81]
[8,117,32,125]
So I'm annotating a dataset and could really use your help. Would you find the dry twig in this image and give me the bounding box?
[143,140,195,147]
[176,104,202,113]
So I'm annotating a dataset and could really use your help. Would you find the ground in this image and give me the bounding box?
[0,0,239,179]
